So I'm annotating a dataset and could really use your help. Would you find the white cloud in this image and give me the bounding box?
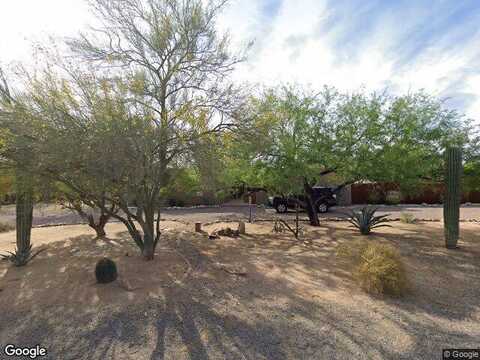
[0,0,478,122]
[220,0,480,122]
[0,0,90,63]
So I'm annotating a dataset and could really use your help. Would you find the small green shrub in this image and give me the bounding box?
[95,258,118,284]
[385,191,401,205]
[400,212,416,224]
[337,241,408,296]
[0,221,15,233]
[345,206,391,235]
[367,191,383,204]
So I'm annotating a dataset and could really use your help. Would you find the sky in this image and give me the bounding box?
[0,0,479,121]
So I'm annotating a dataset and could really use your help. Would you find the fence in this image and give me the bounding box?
[351,183,480,205]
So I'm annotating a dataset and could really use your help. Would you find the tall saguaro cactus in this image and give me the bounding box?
[443,147,462,249]
[16,169,33,258]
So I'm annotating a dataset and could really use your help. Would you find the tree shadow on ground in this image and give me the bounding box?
[0,221,479,359]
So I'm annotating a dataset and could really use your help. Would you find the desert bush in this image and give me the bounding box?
[367,188,385,204]
[345,206,391,235]
[400,212,416,224]
[95,258,118,284]
[337,241,408,296]
[385,191,401,205]
[0,221,14,233]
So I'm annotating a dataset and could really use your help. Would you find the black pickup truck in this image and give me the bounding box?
[269,187,337,213]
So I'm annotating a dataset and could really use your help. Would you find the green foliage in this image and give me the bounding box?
[399,212,416,224]
[0,170,14,201]
[0,221,14,233]
[444,147,462,249]
[160,168,200,206]
[345,206,391,235]
[367,191,383,204]
[95,258,118,284]
[463,161,480,193]
[337,240,408,296]
[230,86,473,199]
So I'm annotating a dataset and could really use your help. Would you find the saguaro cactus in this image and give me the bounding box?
[16,172,33,254]
[1,168,42,266]
[443,147,462,249]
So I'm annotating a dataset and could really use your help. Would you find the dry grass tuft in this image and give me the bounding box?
[400,212,416,224]
[337,240,408,296]
[0,221,15,233]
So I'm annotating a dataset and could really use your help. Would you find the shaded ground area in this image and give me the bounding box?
[0,203,479,228]
[1,221,479,359]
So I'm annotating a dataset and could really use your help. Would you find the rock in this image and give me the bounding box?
[209,227,240,238]
[213,262,247,276]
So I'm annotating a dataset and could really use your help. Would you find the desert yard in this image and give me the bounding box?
[1,219,479,360]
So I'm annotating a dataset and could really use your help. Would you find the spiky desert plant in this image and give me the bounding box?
[0,244,45,266]
[346,206,391,235]
[444,147,462,249]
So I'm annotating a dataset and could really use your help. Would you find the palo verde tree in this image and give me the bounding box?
[234,86,472,226]
[0,67,44,266]
[327,91,471,194]
[12,0,243,260]
[230,86,332,226]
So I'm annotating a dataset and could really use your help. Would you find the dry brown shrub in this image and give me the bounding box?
[337,240,408,296]
[0,221,15,233]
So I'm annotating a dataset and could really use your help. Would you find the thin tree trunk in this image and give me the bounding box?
[295,202,299,239]
[84,210,110,238]
[141,206,156,260]
[304,179,320,226]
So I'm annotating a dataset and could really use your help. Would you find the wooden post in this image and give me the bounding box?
[248,195,253,223]
[195,222,202,232]
[238,221,246,235]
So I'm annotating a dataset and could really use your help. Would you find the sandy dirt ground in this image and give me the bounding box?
[0,220,479,359]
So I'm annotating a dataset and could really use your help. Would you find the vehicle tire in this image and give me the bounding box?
[317,203,328,213]
[275,203,288,213]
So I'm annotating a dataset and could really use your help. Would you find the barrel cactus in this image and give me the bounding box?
[95,258,118,284]
[443,147,462,249]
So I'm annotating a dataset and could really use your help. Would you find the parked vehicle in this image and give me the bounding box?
[269,187,337,213]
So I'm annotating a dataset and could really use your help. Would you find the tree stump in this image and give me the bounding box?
[195,222,202,232]
[238,221,246,234]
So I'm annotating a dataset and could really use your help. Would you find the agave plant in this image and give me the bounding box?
[0,244,45,267]
[345,206,391,235]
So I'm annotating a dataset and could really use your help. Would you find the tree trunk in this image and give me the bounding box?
[303,180,320,226]
[295,202,299,238]
[87,213,109,238]
[141,207,156,261]
[91,220,107,238]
